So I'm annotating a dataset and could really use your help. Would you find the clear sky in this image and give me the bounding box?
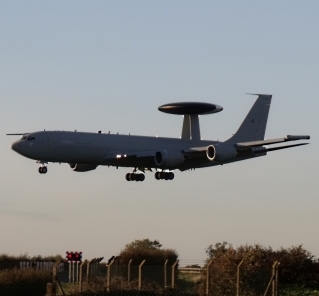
[1,1,318,265]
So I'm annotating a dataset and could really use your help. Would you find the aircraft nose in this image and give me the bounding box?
[11,141,22,153]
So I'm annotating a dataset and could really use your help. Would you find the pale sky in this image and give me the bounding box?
[0,1,318,265]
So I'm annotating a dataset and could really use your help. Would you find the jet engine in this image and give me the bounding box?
[69,163,98,172]
[154,150,184,169]
[206,144,237,162]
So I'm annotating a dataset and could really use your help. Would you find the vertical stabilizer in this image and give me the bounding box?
[225,94,272,144]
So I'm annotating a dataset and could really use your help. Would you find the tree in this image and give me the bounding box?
[201,242,319,296]
[119,238,178,265]
[115,239,178,286]
[124,239,162,250]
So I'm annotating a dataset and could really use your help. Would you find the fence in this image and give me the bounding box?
[51,258,319,296]
[0,259,319,295]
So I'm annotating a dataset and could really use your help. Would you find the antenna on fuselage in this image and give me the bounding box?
[158,102,223,140]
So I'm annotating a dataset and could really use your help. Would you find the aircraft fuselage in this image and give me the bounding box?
[8,95,310,181]
[11,131,257,171]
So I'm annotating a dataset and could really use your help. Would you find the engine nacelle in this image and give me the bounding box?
[154,150,184,169]
[69,163,97,172]
[206,144,237,162]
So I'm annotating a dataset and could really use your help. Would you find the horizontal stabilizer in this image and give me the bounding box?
[236,135,310,150]
[254,143,309,154]
[6,133,26,136]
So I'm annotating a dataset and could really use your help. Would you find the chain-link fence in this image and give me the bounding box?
[1,260,319,296]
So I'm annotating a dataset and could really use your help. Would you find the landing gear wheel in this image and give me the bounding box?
[39,167,42,174]
[42,167,47,174]
[168,172,174,180]
[155,171,174,180]
[126,173,145,182]
[139,174,145,182]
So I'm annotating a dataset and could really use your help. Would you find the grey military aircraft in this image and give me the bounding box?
[8,94,310,182]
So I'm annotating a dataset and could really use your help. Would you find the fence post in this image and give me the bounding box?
[52,260,60,295]
[46,283,53,296]
[98,257,104,276]
[128,259,132,282]
[138,260,146,291]
[79,260,87,294]
[236,259,244,296]
[86,260,93,282]
[53,260,65,296]
[107,259,115,292]
[272,262,280,296]
[171,260,179,289]
[263,261,279,296]
[92,258,97,276]
[164,259,168,288]
[68,261,72,283]
[206,260,213,296]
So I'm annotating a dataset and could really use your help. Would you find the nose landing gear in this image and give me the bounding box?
[155,171,174,180]
[38,166,47,174]
[37,161,48,174]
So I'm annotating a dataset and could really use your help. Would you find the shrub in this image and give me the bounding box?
[0,268,51,296]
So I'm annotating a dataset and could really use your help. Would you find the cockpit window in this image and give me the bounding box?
[20,134,35,141]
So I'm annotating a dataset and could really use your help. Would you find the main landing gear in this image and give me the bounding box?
[154,171,174,181]
[125,173,145,182]
[125,168,175,182]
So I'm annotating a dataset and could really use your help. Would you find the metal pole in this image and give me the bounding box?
[79,260,87,294]
[274,262,280,296]
[271,261,280,296]
[86,259,93,282]
[128,259,132,282]
[53,260,61,295]
[206,260,213,296]
[263,261,279,296]
[92,258,96,276]
[171,260,179,289]
[73,261,75,283]
[69,261,72,283]
[276,263,280,296]
[107,259,115,292]
[236,259,244,296]
[164,259,168,288]
[76,262,79,283]
[138,260,146,291]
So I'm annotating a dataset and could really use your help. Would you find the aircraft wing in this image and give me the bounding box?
[235,135,310,150]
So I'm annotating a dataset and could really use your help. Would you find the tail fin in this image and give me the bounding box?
[225,94,272,144]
